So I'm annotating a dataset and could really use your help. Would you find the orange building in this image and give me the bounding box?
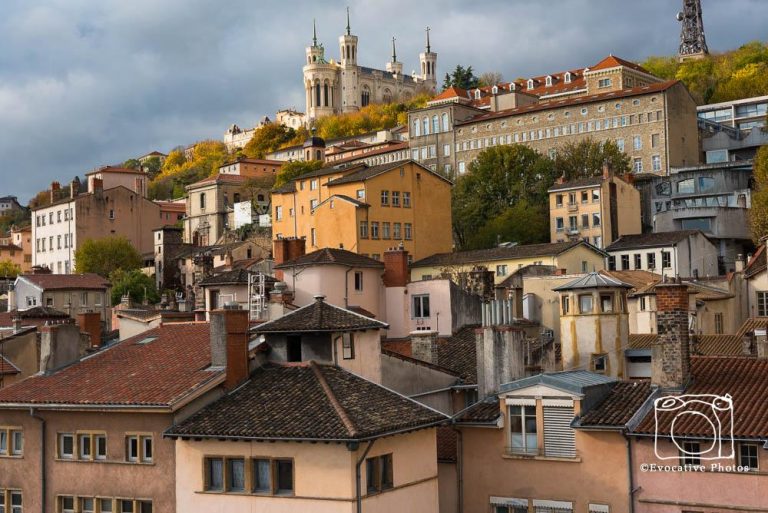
[271,160,453,261]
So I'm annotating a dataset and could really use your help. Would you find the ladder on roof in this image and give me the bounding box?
[248,272,267,321]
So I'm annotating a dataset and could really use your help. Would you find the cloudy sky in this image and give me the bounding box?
[1,0,766,202]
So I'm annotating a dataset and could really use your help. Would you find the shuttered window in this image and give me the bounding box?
[543,406,576,458]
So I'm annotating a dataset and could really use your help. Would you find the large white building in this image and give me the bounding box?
[303,11,437,122]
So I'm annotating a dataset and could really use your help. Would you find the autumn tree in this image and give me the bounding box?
[274,160,324,187]
[553,139,631,181]
[0,260,21,279]
[109,269,160,306]
[142,156,163,179]
[452,145,557,249]
[74,237,142,277]
[243,123,298,159]
[749,146,768,242]
[149,141,230,200]
[122,159,141,170]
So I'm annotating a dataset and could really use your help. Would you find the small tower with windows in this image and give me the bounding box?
[386,36,403,77]
[419,27,437,91]
[303,129,326,163]
[339,7,360,114]
[304,20,338,121]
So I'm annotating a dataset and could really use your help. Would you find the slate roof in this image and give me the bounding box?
[548,176,604,192]
[576,381,654,428]
[499,370,616,395]
[411,240,597,268]
[0,323,222,408]
[252,298,388,333]
[199,269,278,287]
[605,230,707,251]
[633,356,768,439]
[18,273,110,291]
[552,272,633,291]
[274,247,384,270]
[165,362,447,441]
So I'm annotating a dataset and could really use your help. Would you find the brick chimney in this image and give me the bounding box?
[383,246,409,287]
[210,304,250,390]
[70,179,80,199]
[273,237,306,280]
[91,178,104,199]
[651,280,691,391]
[50,181,61,204]
[76,311,102,348]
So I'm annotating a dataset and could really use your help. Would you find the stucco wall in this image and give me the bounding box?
[380,354,457,413]
[283,265,384,317]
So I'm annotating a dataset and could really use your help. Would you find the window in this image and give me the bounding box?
[640,297,647,311]
[310,179,318,190]
[633,135,642,150]
[600,294,614,313]
[412,119,420,137]
[592,213,600,227]
[274,206,282,221]
[381,190,389,206]
[393,222,401,239]
[647,252,656,269]
[677,179,695,194]
[713,312,724,334]
[634,254,642,270]
[310,228,317,247]
[738,443,759,471]
[79,434,91,460]
[138,501,152,513]
[252,459,271,493]
[581,191,588,204]
[698,177,716,192]
[402,192,411,208]
[199,193,206,210]
[0,429,22,457]
[119,500,134,513]
[391,191,400,207]
[370,222,379,239]
[142,436,152,463]
[442,113,450,131]
[591,353,608,373]
[228,458,246,492]
[342,333,355,359]
[458,161,466,174]
[496,265,508,277]
[60,496,75,513]
[651,133,660,148]
[309,199,318,211]
[555,217,564,232]
[616,138,624,152]
[561,295,570,315]
[205,457,224,491]
[652,155,661,172]
[598,78,612,88]
[275,459,294,494]
[621,255,629,270]
[366,454,394,494]
[582,260,589,273]
[356,189,365,200]
[108,210,115,220]
[579,294,593,314]
[96,435,107,460]
[413,294,430,318]
[679,441,700,465]
[382,222,390,239]
[758,292,768,316]
[359,221,368,239]
[509,405,537,454]
[126,435,152,463]
[581,214,589,228]
[555,194,563,207]
[58,433,74,459]
[443,144,450,157]
[422,117,429,136]
[404,223,412,240]
[607,256,616,271]
[633,158,643,173]
[99,499,113,512]
[80,498,94,513]
[354,271,363,292]
[661,251,671,269]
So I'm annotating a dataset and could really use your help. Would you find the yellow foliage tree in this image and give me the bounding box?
[749,146,768,243]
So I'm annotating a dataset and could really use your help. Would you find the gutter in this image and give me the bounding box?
[29,407,46,512]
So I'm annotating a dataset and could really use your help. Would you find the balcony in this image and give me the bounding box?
[567,203,579,212]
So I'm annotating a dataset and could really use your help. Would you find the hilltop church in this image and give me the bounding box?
[303,10,437,122]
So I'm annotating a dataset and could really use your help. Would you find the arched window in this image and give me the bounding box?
[527,79,534,90]
[432,115,439,133]
[441,113,449,132]
[412,118,420,137]
[564,72,572,84]
[382,89,392,103]
[361,86,370,107]
[545,76,552,87]
[474,89,481,100]
[316,150,322,160]
[352,46,355,60]
[315,83,321,108]
[422,117,429,135]
[492,85,498,95]
[323,83,329,107]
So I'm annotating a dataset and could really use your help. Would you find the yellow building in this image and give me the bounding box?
[271,160,453,261]
[548,171,641,249]
[410,240,606,284]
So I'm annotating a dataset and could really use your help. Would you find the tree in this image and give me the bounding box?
[749,145,768,242]
[0,260,21,279]
[74,237,142,277]
[274,160,324,187]
[553,139,631,181]
[109,269,160,306]
[122,159,141,170]
[466,201,551,249]
[142,156,163,179]
[442,65,479,90]
[243,123,297,159]
[451,145,557,249]
[478,71,505,87]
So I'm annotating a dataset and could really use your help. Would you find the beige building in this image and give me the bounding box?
[31,180,164,273]
[85,166,149,197]
[548,171,641,249]
[11,272,111,324]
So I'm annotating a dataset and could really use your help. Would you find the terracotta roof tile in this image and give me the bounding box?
[165,362,447,441]
[0,323,222,407]
[411,240,598,268]
[437,426,458,462]
[745,245,766,278]
[252,298,388,333]
[577,381,653,428]
[0,356,20,376]
[455,398,502,424]
[628,334,742,356]
[18,273,110,291]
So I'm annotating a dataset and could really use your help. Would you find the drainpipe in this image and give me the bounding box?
[453,426,464,513]
[354,439,375,513]
[344,266,353,308]
[29,407,46,512]
[624,432,635,513]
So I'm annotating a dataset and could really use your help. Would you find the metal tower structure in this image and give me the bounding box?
[248,272,267,321]
[676,0,709,61]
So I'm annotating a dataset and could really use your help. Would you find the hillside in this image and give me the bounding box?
[642,40,768,104]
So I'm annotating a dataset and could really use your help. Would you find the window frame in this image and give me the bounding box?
[365,453,394,495]
[412,294,430,319]
[738,442,759,471]
[679,441,701,466]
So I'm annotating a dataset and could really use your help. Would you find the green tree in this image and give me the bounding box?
[0,260,21,279]
[109,269,160,306]
[749,145,768,242]
[467,201,551,249]
[74,237,142,277]
[274,160,324,187]
[442,65,479,90]
[142,156,163,179]
[452,145,557,249]
[553,139,631,181]
[122,158,141,170]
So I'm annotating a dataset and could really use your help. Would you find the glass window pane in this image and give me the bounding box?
[0,431,7,454]
[276,460,293,494]
[253,459,271,493]
[207,458,223,490]
[229,459,245,491]
[120,500,134,513]
[100,499,113,512]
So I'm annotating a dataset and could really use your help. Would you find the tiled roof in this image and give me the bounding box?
[628,333,743,356]
[0,356,20,376]
[186,173,250,189]
[85,166,146,176]
[0,323,222,408]
[601,270,661,290]
[576,381,653,428]
[18,273,110,291]
[548,176,603,192]
[605,230,707,251]
[199,269,278,287]
[735,317,768,340]
[437,426,458,462]
[329,141,409,166]
[589,55,650,74]
[411,241,596,268]
[0,306,70,327]
[165,362,447,441]
[252,298,388,333]
[274,247,384,270]
[744,245,766,279]
[326,160,452,186]
[633,356,768,438]
[552,272,633,291]
[454,398,502,424]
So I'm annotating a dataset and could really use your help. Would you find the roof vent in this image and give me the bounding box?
[313,295,326,302]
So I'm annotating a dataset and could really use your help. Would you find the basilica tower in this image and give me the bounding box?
[419,27,437,91]
[303,20,338,121]
[339,8,360,113]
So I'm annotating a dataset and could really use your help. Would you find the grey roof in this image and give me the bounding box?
[252,297,388,333]
[552,272,633,291]
[199,269,278,287]
[274,247,384,270]
[499,370,617,396]
[411,240,605,268]
[605,230,708,251]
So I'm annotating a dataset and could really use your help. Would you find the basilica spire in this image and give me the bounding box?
[312,18,317,47]
[345,6,351,36]
[425,26,431,53]
[391,36,397,62]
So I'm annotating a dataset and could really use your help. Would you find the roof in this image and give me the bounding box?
[411,240,600,268]
[186,173,250,189]
[499,370,617,396]
[627,334,743,356]
[548,176,604,192]
[576,381,654,428]
[199,269,278,287]
[735,317,768,340]
[454,397,502,424]
[18,273,110,291]
[455,80,680,127]
[0,323,222,408]
[326,160,452,186]
[605,230,708,251]
[252,297,388,333]
[165,361,447,441]
[0,356,20,376]
[85,166,146,176]
[589,55,650,74]
[744,245,766,279]
[633,356,768,439]
[552,272,633,291]
[0,307,70,328]
[600,270,661,290]
[274,247,384,270]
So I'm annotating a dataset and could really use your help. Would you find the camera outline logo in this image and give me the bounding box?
[653,393,734,460]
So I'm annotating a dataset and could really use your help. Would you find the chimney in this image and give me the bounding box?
[411,330,439,364]
[76,311,102,348]
[755,328,768,359]
[602,162,612,179]
[50,181,61,204]
[210,304,250,390]
[70,179,80,199]
[651,281,691,391]
[272,237,305,281]
[554,268,568,276]
[39,322,82,373]
[735,254,745,273]
[12,317,22,334]
[31,265,52,275]
[741,334,754,356]
[92,178,104,199]
[383,246,409,287]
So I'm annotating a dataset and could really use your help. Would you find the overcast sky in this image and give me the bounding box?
[1,0,766,202]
